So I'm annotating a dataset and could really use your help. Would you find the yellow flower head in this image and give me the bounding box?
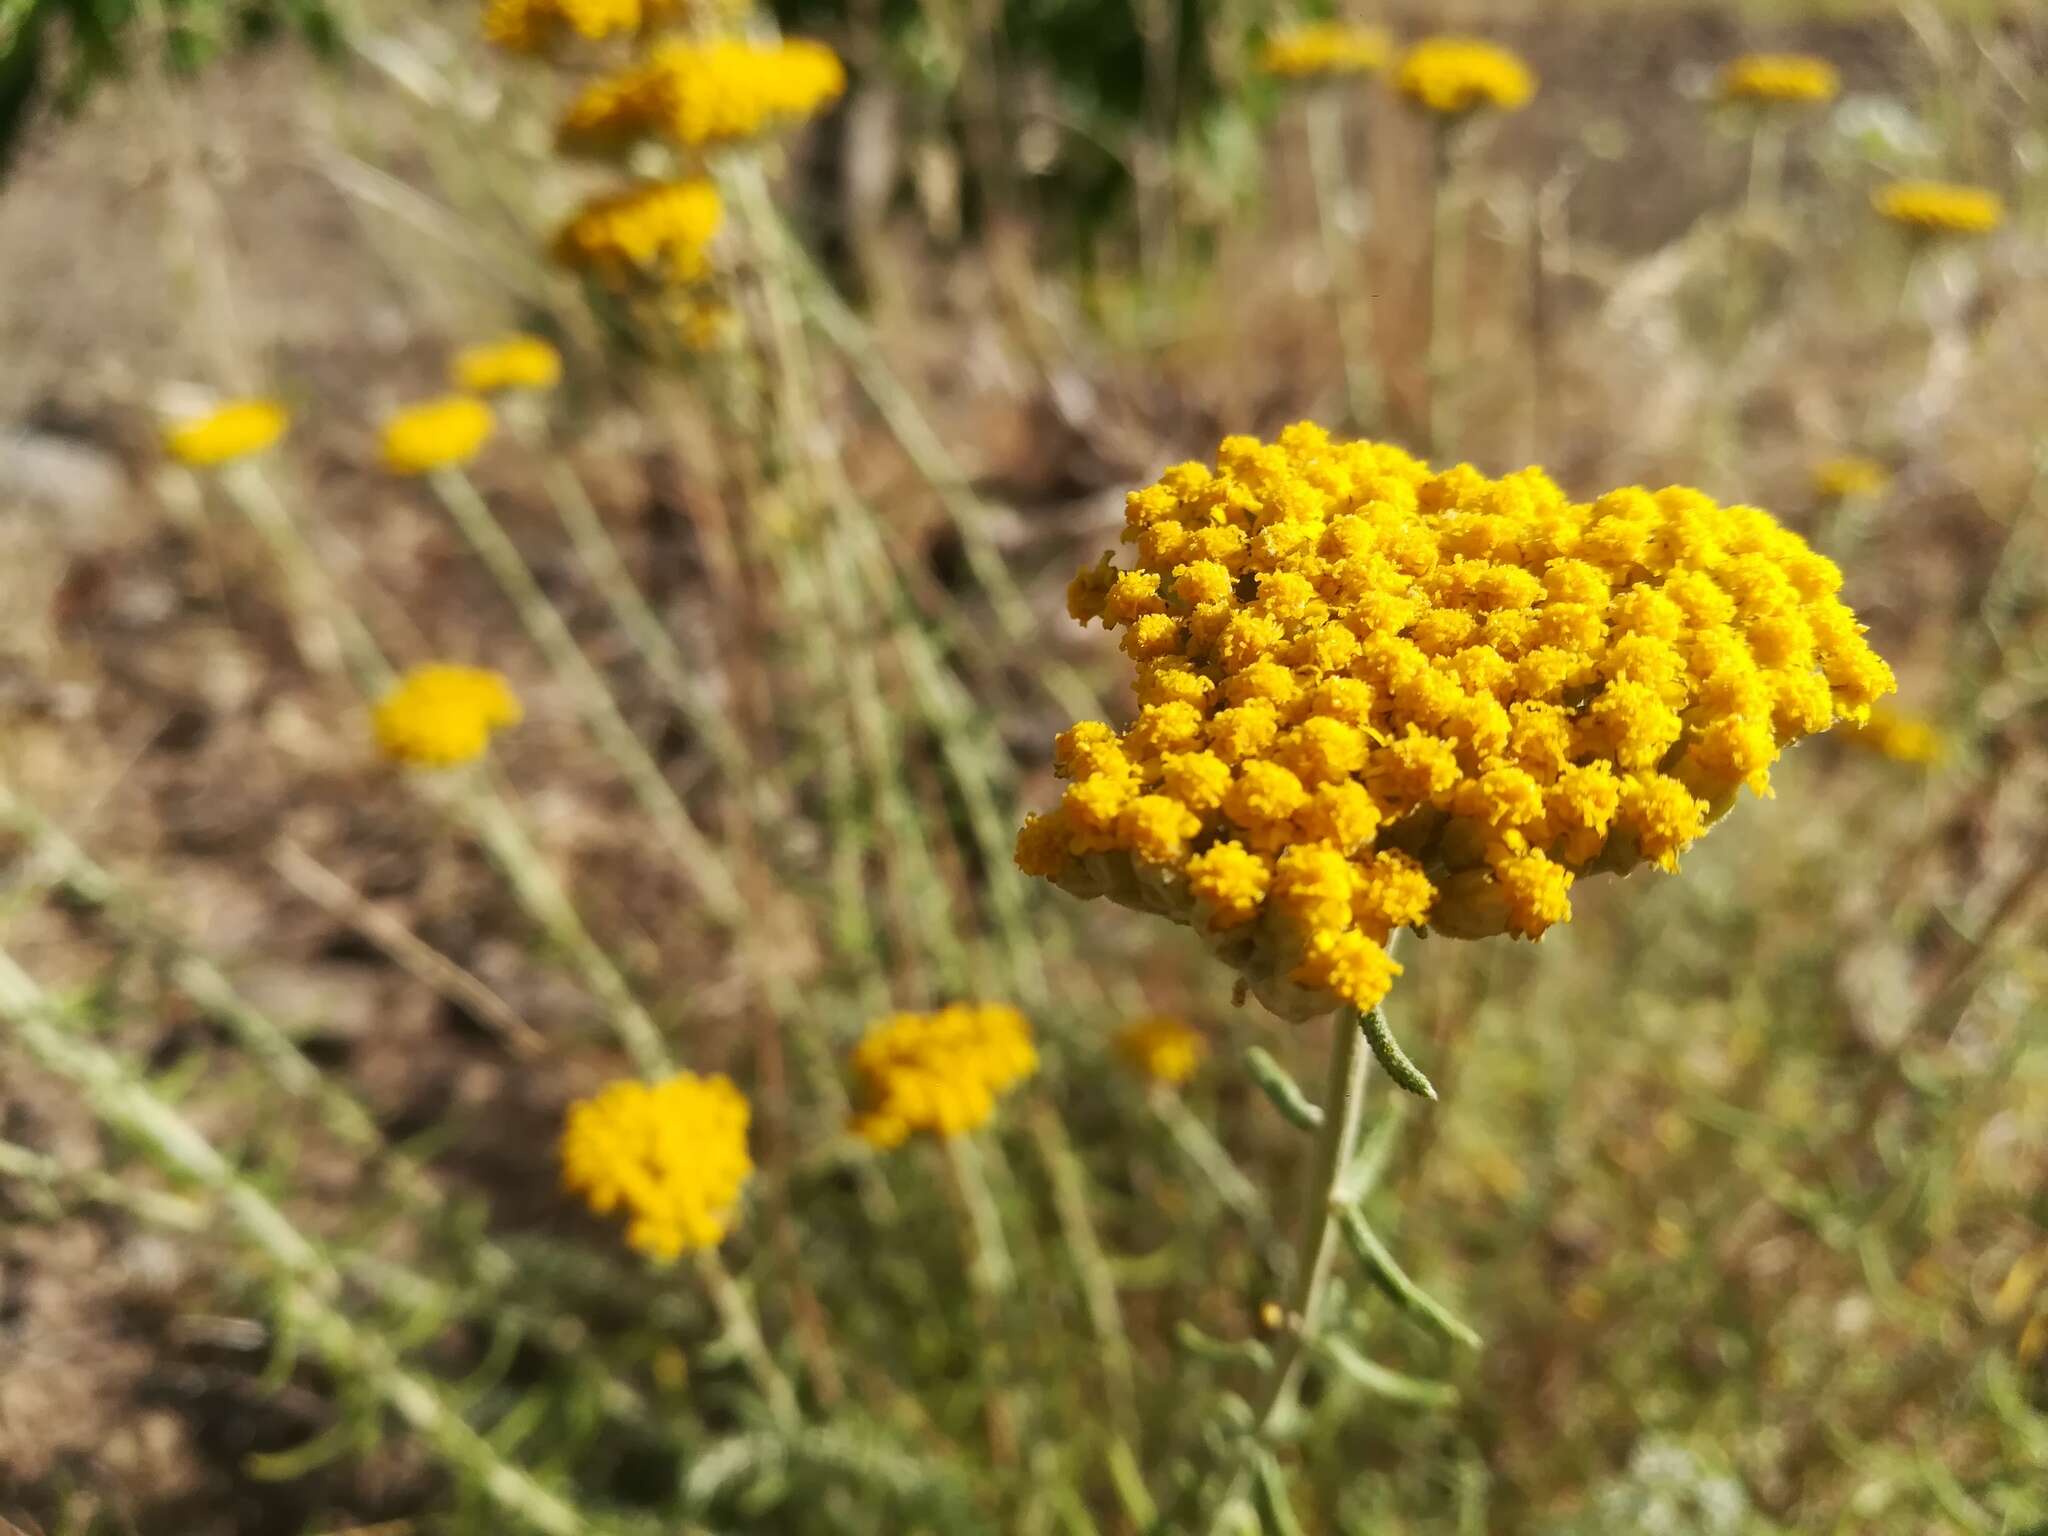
[1396,37,1535,116]
[381,396,496,475]
[162,398,289,468]
[1840,705,1942,766]
[1018,425,1895,1020]
[849,1004,1037,1148]
[552,179,724,290]
[1115,1015,1209,1087]
[557,37,846,154]
[1257,22,1393,81]
[452,335,563,395]
[1718,53,1839,106]
[1872,180,2005,236]
[1812,455,1889,501]
[560,1072,753,1259]
[372,664,523,768]
[483,0,744,52]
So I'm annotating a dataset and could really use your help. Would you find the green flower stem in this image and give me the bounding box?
[1027,1102,1139,1443]
[1305,88,1379,432]
[695,1247,802,1432]
[1247,1007,1373,1441]
[942,1130,1021,1466]
[0,951,594,1536]
[1150,1083,1265,1227]
[1425,118,1465,460]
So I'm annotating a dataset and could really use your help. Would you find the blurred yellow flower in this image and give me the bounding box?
[553,179,723,290]
[1115,1015,1209,1087]
[558,37,845,154]
[381,396,496,475]
[373,664,523,768]
[560,1072,753,1259]
[452,335,563,395]
[1257,22,1393,81]
[1812,456,1889,501]
[1718,53,1839,106]
[1017,425,1895,1019]
[850,1004,1038,1148]
[482,0,742,52]
[1872,180,2004,235]
[1396,37,1535,116]
[1839,705,1942,766]
[162,398,289,468]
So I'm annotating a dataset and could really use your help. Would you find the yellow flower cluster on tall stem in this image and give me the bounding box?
[453,335,563,394]
[381,396,497,474]
[1873,180,2005,236]
[1718,53,1839,106]
[1396,37,1535,116]
[1256,22,1392,82]
[162,398,290,467]
[1813,456,1890,501]
[482,0,742,53]
[373,664,525,768]
[849,1004,1038,1148]
[559,1072,754,1259]
[1017,424,1895,1021]
[557,37,845,154]
[552,178,725,290]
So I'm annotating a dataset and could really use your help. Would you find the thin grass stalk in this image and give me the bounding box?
[1425,119,1464,460]
[1026,1102,1140,1443]
[430,466,748,924]
[534,450,776,818]
[0,953,593,1536]
[209,465,669,1071]
[745,194,1102,723]
[1305,88,1378,432]
[942,1131,1021,1466]
[1149,1083,1266,1229]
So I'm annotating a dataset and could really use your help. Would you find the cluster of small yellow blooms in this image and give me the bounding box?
[162,398,290,468]
[1256,22,1393,81]
[1717,53,1839,105]
[372,664,524,768]
[1395,37,1535,116]
[381,396,497,475]
[1114,1016,1209,1087]
[1812,456,1890,501]
[559,1072,754,1259]
[1016,425,1895,1020]
[1872,180,2005,235]
[557,37,846,155]
[482,0,744,52]
[453,335,563,395]
[552,179,724,290]
[1840,705,1942,766]
[849,1004,1038,1148]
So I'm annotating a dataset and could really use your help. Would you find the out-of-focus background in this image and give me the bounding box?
[1,0,2045,1532]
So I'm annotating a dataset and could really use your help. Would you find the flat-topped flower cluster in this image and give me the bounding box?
[1017,425,1894,1020]
[558,36,846,154]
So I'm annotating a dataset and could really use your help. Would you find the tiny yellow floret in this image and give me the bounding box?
[1718,53,1839,106]
[1115,1016,1209,1087]
[452,335,563,394]
[162,399,289,468]
[1017,425,1895,1020]
[381,396,496,475]
[1396,37,1535,115]
[1872,180,2005,236]
[849,1003,1037,1148]
[1257,21,1393,80]
[372,664,523,768]
[560,1072,753,1259]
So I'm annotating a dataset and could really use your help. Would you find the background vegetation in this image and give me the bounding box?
[1,0,2045,1533]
